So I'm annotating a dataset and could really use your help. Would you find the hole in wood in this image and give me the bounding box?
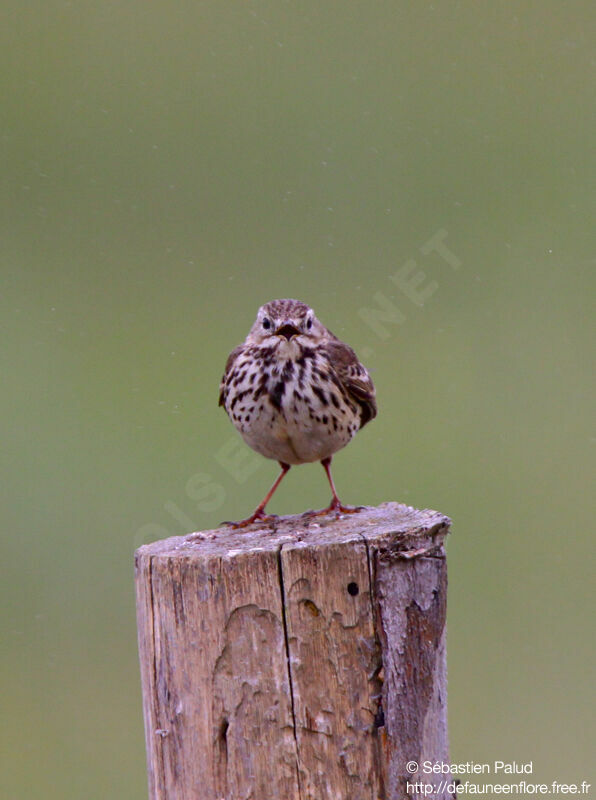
[347,581,359,596]
[217,717,229,789]
[374,705,385,728]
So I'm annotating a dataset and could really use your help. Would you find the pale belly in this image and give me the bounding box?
[239,402,354,465]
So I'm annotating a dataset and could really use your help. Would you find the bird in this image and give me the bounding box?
[219,298,377,527]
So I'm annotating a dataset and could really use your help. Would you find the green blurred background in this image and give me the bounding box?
[2,2,594,797]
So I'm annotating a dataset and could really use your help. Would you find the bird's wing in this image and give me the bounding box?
[323,340,377,427]
[218,345,246,407]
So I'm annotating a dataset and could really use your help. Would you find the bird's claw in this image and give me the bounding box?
[328,502,365,517]
[222,510,280,529]
[300,501,365,520]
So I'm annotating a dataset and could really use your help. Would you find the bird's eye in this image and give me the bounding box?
[306,317,313,330]
[262,318,271,330]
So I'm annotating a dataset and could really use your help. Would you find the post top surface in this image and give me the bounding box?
[135,502,450,562]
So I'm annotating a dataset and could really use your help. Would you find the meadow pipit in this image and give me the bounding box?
[219,299,377,527]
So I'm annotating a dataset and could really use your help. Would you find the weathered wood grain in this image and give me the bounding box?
[135,502,453,800]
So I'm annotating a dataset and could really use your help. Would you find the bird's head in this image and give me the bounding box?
[245,299,328,346]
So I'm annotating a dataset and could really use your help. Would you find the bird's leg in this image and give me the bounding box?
[224,462,290,528]
[303,457,364,517]
[322,457,362,514]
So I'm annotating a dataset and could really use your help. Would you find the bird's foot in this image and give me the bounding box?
[302,499,365,519]
[222,508,279,529]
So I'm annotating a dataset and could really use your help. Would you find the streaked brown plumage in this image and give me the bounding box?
[219,299,376,527]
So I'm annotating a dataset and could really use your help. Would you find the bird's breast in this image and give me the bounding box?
[223,348,360,464]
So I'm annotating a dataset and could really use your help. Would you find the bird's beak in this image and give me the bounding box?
[275,323,301,341]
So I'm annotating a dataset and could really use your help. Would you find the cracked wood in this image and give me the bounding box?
[135,502,453,800]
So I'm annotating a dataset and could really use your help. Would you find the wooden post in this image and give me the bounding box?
[135,502,453,800]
